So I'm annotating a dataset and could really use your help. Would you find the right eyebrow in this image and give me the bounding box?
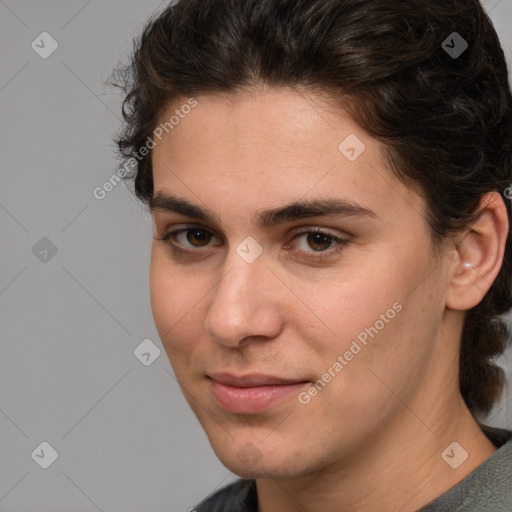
[149,193,216,222]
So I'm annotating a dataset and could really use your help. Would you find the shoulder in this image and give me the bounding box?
[193,478,257,512]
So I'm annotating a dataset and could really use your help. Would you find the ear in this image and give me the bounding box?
[446,191,510,311]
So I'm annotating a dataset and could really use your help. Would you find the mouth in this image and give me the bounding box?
[208,372,310,414]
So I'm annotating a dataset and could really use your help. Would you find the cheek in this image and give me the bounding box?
[292,261,405,353]
[149,250,214,369]
[149,252,193,343]
[321,285,443,415]
[149,256,172,334]
[300,252,433,381]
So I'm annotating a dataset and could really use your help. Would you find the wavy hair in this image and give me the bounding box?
[112,0,512,416]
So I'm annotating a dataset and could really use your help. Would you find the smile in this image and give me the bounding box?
[208,373,310,414]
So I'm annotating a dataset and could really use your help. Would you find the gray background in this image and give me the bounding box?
[0,1,511,510]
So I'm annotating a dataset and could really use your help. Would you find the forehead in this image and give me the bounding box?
[150,88,427,230]
[155,88,365,160]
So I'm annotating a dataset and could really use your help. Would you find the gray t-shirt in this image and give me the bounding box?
[195,424,512,511]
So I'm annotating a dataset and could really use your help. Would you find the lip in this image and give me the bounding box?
[208,373,310,414]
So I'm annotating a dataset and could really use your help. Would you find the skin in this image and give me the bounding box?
[149,87,509,512]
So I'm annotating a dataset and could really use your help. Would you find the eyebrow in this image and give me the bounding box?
[149,192,380,228]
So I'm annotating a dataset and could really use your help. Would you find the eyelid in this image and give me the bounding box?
[288,226,349,242]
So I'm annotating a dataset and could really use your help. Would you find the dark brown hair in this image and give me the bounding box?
[113,0,512,416]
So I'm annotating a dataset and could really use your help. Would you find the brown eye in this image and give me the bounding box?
[185,229,212,247]
[287,229,350,262]
[158,225,221,253]
[306,232,334,251]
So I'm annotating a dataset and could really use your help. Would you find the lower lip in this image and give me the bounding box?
[209,379,308,414]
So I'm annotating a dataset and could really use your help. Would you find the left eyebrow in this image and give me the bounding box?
[149,193,381,228]
[256,198,380,228]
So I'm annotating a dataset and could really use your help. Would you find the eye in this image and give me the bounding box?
[291,230,343,251]
[175,228,214,247]
[158,226,220,250]
[286,229,349,261]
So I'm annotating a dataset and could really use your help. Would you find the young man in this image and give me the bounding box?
[113,0,512,510]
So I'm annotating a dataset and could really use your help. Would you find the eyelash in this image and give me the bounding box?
[156,225,350,262]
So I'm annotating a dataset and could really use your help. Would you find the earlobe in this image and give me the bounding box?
[445,192,509,311]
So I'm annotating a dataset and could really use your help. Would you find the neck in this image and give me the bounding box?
[256,395,496,512]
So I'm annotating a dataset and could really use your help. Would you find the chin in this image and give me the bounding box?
[221,457,299,480]
[211,440,314,480]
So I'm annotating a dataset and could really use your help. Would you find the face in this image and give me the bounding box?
[149,88,453,479]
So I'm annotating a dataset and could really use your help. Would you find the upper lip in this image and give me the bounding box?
[208,372,309,388]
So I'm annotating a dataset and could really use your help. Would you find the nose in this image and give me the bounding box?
[204,248,283,348]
